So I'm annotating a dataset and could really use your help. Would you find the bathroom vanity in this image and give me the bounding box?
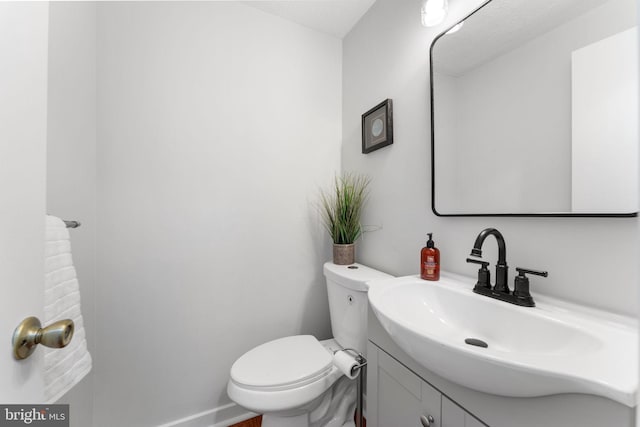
[366,340,485,427]
[366,298,636,427]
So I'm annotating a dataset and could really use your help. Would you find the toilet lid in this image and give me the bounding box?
[230,335,333,389]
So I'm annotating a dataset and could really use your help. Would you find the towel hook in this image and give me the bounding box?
[12,316,74,360]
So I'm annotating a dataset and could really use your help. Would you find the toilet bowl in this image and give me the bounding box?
[228,336,353,427]
[227,263,391,427]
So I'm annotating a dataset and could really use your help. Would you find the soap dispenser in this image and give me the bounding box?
[421,233,440,281]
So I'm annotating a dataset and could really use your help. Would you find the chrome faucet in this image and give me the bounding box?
[466,228,547,307]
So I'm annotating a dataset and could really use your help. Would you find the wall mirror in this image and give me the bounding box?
[430,0,638,217]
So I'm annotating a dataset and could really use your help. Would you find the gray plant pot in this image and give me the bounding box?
[333,243,355,265]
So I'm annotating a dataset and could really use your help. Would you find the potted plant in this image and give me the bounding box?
[319,173,371,265]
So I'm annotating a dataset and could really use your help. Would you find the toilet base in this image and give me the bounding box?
[261,376,356,427]
[262,414,355,427]
[262,413,308,427]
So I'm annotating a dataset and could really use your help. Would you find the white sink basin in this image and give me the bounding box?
[368,272,638,406]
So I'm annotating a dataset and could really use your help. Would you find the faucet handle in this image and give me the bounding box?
[516,267,548,277]
[466,257,489,267]
[466,258,491,290]
[513,267,548,307]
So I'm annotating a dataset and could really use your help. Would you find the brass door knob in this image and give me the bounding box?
[12,316,74,360]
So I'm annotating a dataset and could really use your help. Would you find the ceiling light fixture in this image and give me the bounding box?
[421,0,449,27]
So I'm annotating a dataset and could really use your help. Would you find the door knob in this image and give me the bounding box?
[420,414,435,426]
[12,316,74,360]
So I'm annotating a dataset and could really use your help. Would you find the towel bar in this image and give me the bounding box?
[63,220,81,228]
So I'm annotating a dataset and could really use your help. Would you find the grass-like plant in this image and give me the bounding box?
[320,173,371,245]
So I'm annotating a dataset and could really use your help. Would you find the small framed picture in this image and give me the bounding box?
[362,99,393,154]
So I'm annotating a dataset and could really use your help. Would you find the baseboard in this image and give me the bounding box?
[157,403,257,427]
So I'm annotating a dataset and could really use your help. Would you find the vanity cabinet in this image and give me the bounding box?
[367,343,488,427]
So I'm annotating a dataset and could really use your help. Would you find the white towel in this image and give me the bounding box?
[44,215,92,403]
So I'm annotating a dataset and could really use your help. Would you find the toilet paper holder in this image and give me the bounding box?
[334,348,367,427]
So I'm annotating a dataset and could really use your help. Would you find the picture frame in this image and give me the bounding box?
[362,99,393,154]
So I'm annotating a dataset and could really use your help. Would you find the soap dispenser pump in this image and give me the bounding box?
[421,233,440,281]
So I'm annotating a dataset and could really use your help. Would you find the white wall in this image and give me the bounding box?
[95,3,341,426]
[343,0,638,316]
[46,3,97,426]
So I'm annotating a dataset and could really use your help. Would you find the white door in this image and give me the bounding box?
[0,2,49,402]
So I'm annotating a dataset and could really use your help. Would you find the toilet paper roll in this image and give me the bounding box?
[333,351,359,379]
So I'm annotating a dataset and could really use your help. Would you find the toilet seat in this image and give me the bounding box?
[231,335,333,390]
[227,335,344,414]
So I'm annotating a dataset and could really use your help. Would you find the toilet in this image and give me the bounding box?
[227,262,391,427]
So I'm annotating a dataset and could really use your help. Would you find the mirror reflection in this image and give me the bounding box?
[431,0,638,216]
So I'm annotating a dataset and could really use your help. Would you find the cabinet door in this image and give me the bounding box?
[443,397,488,427]
[464,415,486,427]
[420,381,442,427]
[442,397,465,427]
[367,343,441,427]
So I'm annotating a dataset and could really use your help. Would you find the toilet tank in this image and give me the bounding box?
[323,262,392,354]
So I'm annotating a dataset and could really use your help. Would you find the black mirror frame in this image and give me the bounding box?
[428,0,638,218]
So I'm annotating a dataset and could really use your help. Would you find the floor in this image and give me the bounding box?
[229,415,262,427]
